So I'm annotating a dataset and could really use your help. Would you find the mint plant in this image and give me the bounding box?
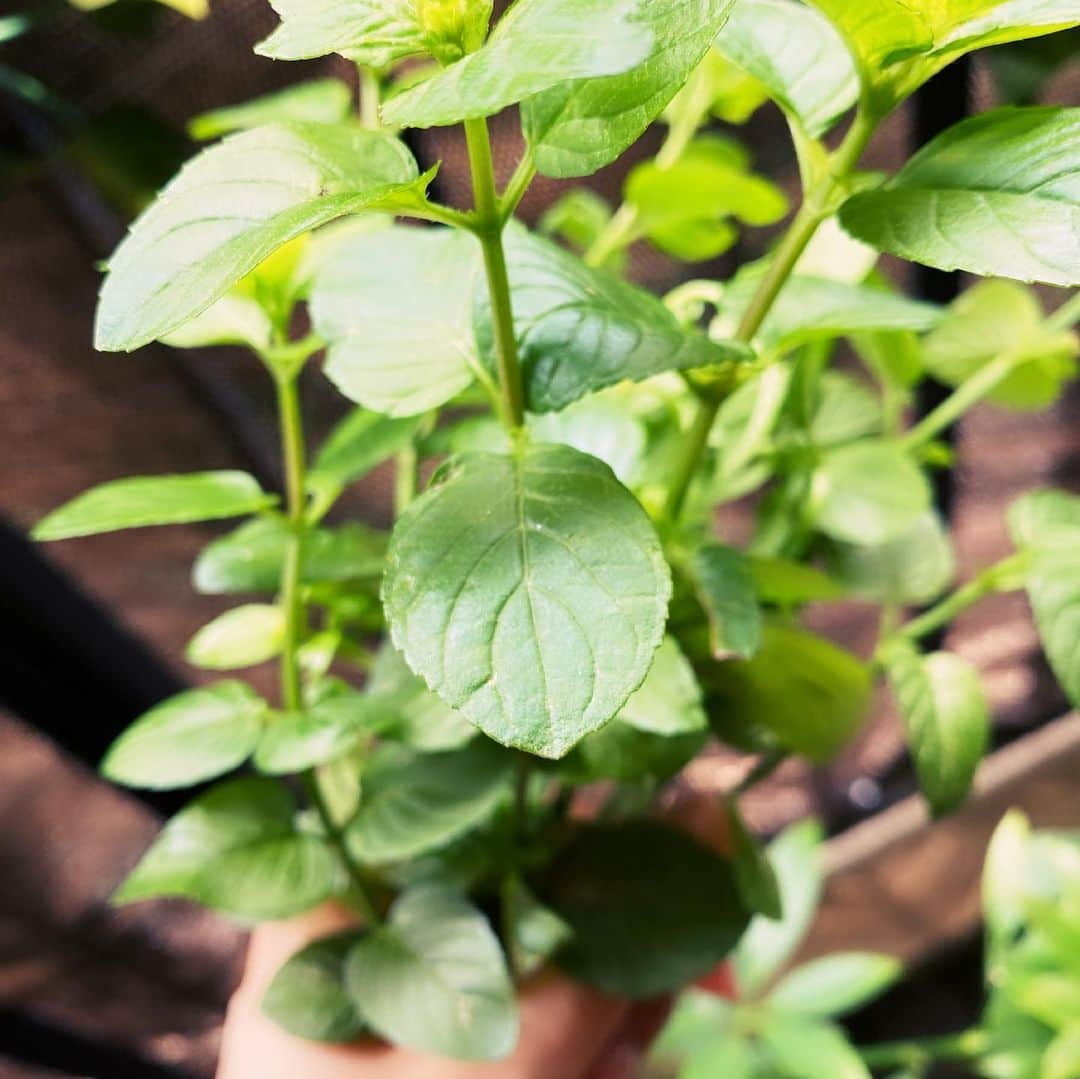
[32,0,1080,1063]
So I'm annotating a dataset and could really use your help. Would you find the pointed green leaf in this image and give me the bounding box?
[34,471,274,541]
[381,0,653,129]
[840,107,1080,287]
[262,930,368,1043]
[749,555,846,605]
[477,226,750,414]
[649,990,739,1072]
[314,225,484,417]
[309,409,426,495]
[760,1015,871,1079]
[384,443,671,758]
[95,123,428,351]
[691,544,763,660]
[115,778,339,920]
[189,80,354,140]
[103,682,267,791]
[345,741,512,863]
[728,798,783,919]
[717,0,859,136]
[768,952,903,1017]
[522,0,738,178]
[186,604,286,671]
[344,885,517,1060]
[884,644,990,816]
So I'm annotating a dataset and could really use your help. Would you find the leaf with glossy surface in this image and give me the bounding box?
[186,604,286,671]
[96,123,427,351]
[840,107,1080,287]
[346,742,511,863]
[384,443,671,758]
[884,645,990,816]
[344,885,517,1060]
[768,952,902,1017]
[691,544,763,660]
[103,682,266,790]
[189,80,354,140]
[382,0,652,129]
[545,820,749,997]
[314,225,484,417]
[717,0,858,136]
[478,227,749,414]
[262,930,367,1043]
[34,472,274,541]
[115,778,339,919]
[522,0,738,178]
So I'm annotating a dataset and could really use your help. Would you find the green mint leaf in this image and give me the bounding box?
[384,443,671,758]
[1009,488,1080,550]
[502,875,573,979]
[749,555,846,605]
[189,79,354,140]
[114,778,339,919]
[344,885,517,1060]
[716,0,858,137]
[102,682,267,791]
[477,226,750,414]
[728,798,783,920]
[839,106,1080,287]
[309,409,426,496]
[649,991,744,1075]
[759,1015,871,1079]
[884,644,990,816]
[706,625,871,762]
[691,544,763,660]
[544,820,749,997]
[733,819,825,993]
[382,0,653,129]
[768,952,903,1017]
[808,0,936,76]
[161,292,274,352]
[810,440,931,545]
[801,370,884,447]
[95,123,427,351]
[262,930,368,1043]
[619,635,707,735]
[33,471,275,541]
[313,225,484,417]
[345,741,512,863]
[186,604,287,671]
[194,517,386,595]
[538,189,617,258]
[522,0,738,178]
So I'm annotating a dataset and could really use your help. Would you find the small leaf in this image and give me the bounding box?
[314,225,484,417]
[538,189,617,259]
[1009,488,1080,551]
[619,635,707,735]
[544,820,750,997]
[161,293,274,352]
[749,556,846,606]
[649,990,738,1070]
[502,875,573,978]
[34,471,274,541]
[262,930,368,1043]
[344,885,517,1061]
[691,544,763,660]
[840,106,1080,287]
[384,443,671,758]
[810,440,931,545]
[382,0,653,129]
[189,80,354,140]
[717,0,859,136]
[103,682,267,791]
[478,226,749,414]
[759,1014,871,1079]
[884,644,990,816]
[345,741,512,863]
[728,798,783,919]
[115,778,339,920]
[186,604,286,671]
[1043,1023,1080,1079]
[309,409,426,496]
[562,721,706,784]
[768,952,903,1017]
[522,0,738,178]
[95,123,428,351]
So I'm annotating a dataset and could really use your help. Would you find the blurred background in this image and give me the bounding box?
[0,2,1078,1075]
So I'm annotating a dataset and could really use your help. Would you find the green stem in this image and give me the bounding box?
[464,116,526,431]
[358,66,382,130]
[1047,290,1080,332]
[394,440,418,517]
[585,202,641,268]
[859,1028,988,1070]
[499,148,536,223]
[734,749,787,795]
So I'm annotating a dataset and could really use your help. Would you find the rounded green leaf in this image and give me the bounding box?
[102,682,266,790]
[768,952,902,1017]
[543,820,749,997]
[33,471,275,541]
[384,443,671,758]
[186,604,287,671]
[344,885,517,1061]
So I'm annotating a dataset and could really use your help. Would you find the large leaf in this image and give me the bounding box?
[522,0,738,178]
[95,123,428,351]
[189,80,354,140]
[115,778,339,920]
[34,471,274,541]
[716,0,859,136]
[477,226,749,414]
[344,885,517,1060]
[768,953,903,1017]
[381,0,653,129]
[544,820,750,997]
[103,682,267,790]
[840,107,1080,287]
[884,644,990,816]
[314,225,485,417]
[345,742,512,863]
[384,443,671,758]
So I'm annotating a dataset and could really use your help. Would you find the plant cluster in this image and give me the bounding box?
[32,0,1080,1064]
